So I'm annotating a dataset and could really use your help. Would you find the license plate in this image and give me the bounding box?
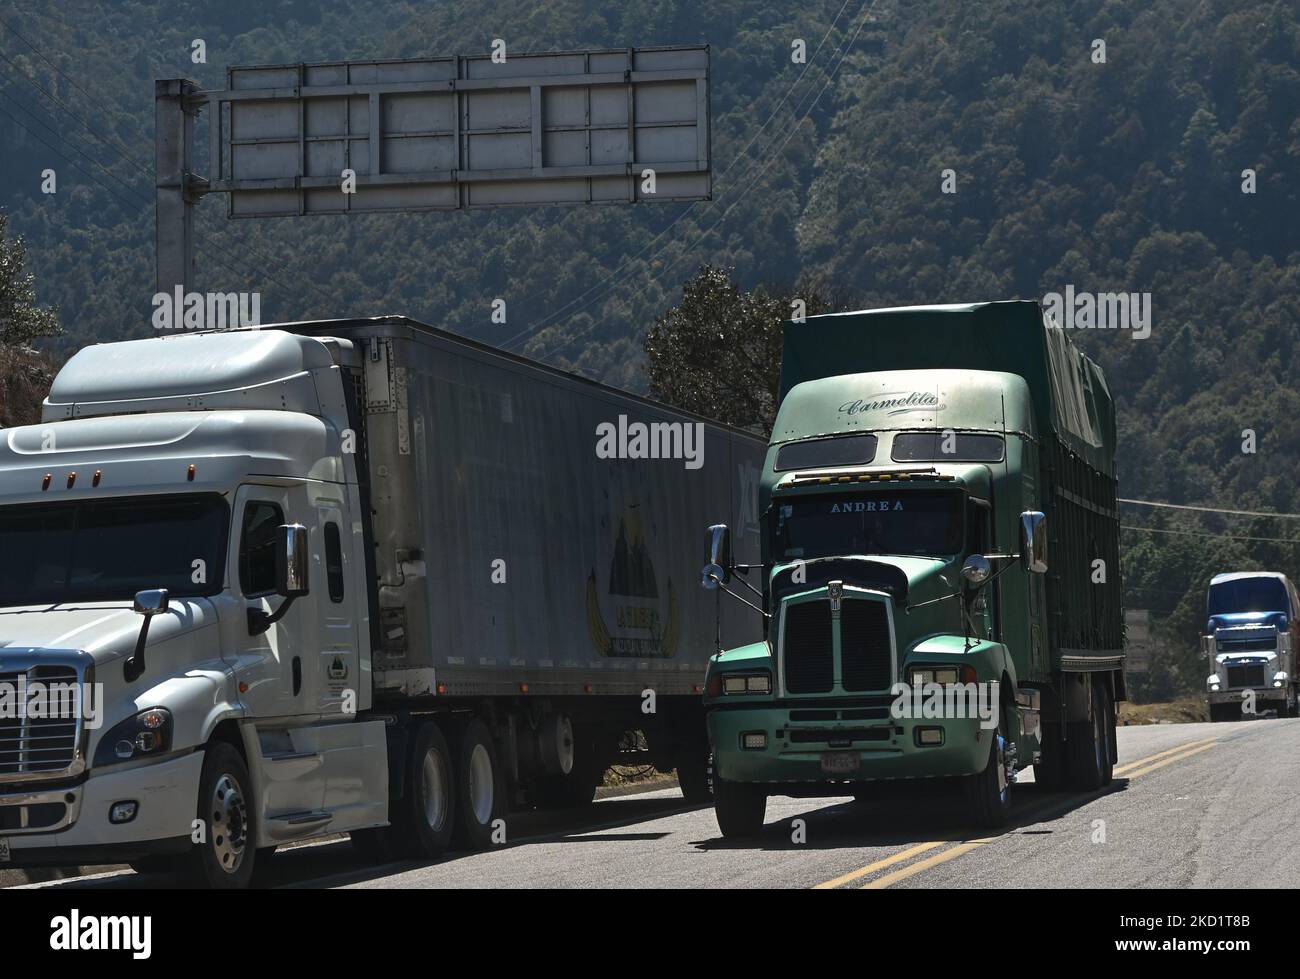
[0,838,10,862]
[821,751,860,776]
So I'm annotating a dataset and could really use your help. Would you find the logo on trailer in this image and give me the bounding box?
[586,504,680,659]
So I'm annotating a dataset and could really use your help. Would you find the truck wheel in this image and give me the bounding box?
[401,720,457,857]
[533,729,603,809]
[1066,677,1112,790]
[184,741,255,889]
[452,718,506,850]
[713,777,766,838]
[1032,722,1065,790]
[963,713,1013,829]
[675,744,713,803]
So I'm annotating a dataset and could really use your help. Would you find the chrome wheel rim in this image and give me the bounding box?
[468,743,494,824]
[995,733,1008,800]
[421,748,450,832]
[211,772,248,874]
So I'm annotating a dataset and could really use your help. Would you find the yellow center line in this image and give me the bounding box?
[812,840,952,889]
[1120,741,1216,779]
[861,839,991,888]
[814,735,1221,890]
[1113,737,1216,776]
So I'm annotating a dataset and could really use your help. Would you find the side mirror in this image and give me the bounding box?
[133,588,170,616]
[1019,511,1048,574]
[960,554,992,588]
[701,524,732,589]
[125,588,170,683]
[277,524,310,597]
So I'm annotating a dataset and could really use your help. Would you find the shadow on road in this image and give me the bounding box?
[14,792,703,890]
[688,778,1130,851]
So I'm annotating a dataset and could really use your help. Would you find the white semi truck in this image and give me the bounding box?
[1204,571,1300,721]
[0,317,762,886]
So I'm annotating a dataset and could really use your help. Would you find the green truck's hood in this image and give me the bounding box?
[769,552,956,608]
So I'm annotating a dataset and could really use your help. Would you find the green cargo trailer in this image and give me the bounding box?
[700,300,1125,835]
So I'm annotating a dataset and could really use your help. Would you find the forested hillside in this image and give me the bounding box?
[2,0,1298,695]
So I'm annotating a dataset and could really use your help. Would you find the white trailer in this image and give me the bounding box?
[0,317,762,885]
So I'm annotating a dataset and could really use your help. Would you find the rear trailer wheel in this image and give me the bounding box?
[534,728,604,809]
[1032,722,1065,790]
[713,777,766,838]
[184,741,255,889]
[1066,677,1111,790]
[452,718,506,850]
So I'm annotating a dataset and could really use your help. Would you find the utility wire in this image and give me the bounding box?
[499,0,868,356]
[0,97,266,292]
[0,22,331,305]
[1119,498,1300,520]
[529,0,879,364]
[1122,524,1300,545]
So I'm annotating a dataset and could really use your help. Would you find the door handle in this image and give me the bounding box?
[292,656,302,696]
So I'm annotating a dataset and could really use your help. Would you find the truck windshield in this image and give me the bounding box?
[1208,576,1288,616]
[773,490,964,560]
[0,494,228,606]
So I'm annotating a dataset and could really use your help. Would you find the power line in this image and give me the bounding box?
[1119,498,1300,520]
[500,0,873,357]
[530,0,879,365]
[0,97,270,296]
[1122,524,1300,545]
[0,21,330,305]
[497,0,857,353]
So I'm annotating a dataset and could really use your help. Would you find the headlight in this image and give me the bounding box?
[909,665,972,686]
[717,673,772,695]
[93,708,173,767]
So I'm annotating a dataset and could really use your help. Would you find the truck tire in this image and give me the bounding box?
[452,718,506,850]
[1067,677,1112,790]
[1209,702,1240,723]
[533,729,603,809]
[963,707,1013,829]
[400,720,457,857]
[183,741,255,889]
[675,744,713,803]
[1032,722,1065,790]
[713,777,766,838]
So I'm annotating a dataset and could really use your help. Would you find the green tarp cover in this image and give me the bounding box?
[780,300,1115,476]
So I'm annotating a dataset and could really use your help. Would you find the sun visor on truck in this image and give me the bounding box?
[780,300,1115,477]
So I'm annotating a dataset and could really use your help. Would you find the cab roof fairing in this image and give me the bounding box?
[0,410,345,502]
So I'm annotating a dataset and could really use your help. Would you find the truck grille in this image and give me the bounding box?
[1226,664,1266,688]
[841,599,892,691]
[783,601,833,694]
[0,664,82,781]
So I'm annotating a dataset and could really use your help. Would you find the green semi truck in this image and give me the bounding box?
[700,300,1125,834]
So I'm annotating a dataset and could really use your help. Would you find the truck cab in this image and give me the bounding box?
[0,329,386,885]
[700,301,1125,836]
[1204,572,1300,721]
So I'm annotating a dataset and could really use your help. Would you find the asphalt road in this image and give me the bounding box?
[9,719,1295,889]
